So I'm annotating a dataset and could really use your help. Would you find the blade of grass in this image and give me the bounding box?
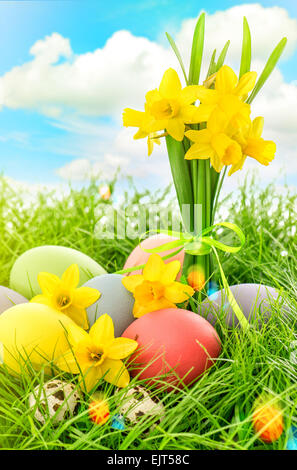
[247,37,287,104]
[166,32,189,85]
[206,49,217,78]
[189,12,205,85]
[239,17,251,78]
[216,40,230,71]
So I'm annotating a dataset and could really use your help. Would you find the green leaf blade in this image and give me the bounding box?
[189,12,205,85]
[239,17,252,78]
[166,32,189,85]
[247,37,287,104]
[216,40,230,71]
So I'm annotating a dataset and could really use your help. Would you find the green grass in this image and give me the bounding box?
[0,174,296,450]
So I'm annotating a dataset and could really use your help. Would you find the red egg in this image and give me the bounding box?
[123,235,184,280]
[122,308,221,390]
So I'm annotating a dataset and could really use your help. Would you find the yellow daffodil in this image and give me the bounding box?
[123,68,208,143]
[229,116,276,175]
[185,109,243,172]
[56,314,138,392]
[195,65,257,125]
[122,253,194,318]
[147,132,161,156]
[30,264,100,330]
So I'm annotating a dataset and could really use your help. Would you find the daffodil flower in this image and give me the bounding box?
[30,264,100,330]
[229,116,276,175]
[185,109,243,172]
[56,314,138,392]
[122,253,194,318]
[123,68,208,143]
[195,65,257,126]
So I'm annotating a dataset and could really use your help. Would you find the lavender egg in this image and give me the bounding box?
[198,283,283,328]
[0,286,28,315]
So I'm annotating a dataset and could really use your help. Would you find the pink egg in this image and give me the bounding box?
[122,308,221,390]
[124,235,184,280]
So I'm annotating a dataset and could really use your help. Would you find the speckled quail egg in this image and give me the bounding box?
[117,385,165,429]
[28,379,80,425]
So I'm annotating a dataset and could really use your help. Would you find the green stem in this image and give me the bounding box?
[212,166,227,224]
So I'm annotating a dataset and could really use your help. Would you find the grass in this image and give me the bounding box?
[0,174,296,450]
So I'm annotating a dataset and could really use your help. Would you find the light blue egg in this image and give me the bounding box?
[83,274,135,337]
[287,426,297,450]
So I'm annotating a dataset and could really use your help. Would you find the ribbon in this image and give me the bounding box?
[137,221,245,257]
[115,221,250,331]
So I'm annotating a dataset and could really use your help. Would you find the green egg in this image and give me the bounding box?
[10,245,106,299]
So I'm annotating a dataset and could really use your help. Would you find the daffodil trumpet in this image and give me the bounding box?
[123,13,286,292]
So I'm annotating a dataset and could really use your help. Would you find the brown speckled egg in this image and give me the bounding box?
[28,379,80,425]
[117,386,165,429]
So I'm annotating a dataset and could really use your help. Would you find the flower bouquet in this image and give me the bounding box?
[123,13,286,310]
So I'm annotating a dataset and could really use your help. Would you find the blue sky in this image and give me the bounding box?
[0,0,296,189]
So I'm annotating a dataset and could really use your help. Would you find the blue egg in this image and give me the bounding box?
[287,426,297,450]
[83,274,135,337]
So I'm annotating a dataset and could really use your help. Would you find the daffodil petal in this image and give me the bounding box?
[159,68,182,99]
[66,305,89,330]
[101,359,130,388]
[143,254,165,282]
[234,71,257,97]
[108,337,138,360]
[164,282,194,303]
[161,260,181,285]
[228,156,246,176]
[166,118,185,141]
[66,323,90,347]
[180,85,201,105]
[62,264,80,289]
[133,298,176,318]
[185,129,211,144]
[83,366,103,392]
[134,129,148,139]
[73,286,100,308]
[180,105,206,124]
[123,108,146,127]
[210,153,224,173]
[121,274,144,293]
[207,108,228,134]
[252,117,264,139]
[55,348,80,374]
[89,313,114,345]
[185,143,214,160]
[216,65,238,93]
[195,86,219,105]
[38,272,61,296]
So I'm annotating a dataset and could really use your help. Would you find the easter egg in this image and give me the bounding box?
[122,308,221,390]
[124,235,184,280]
[198,283,282,328]
[83,274,134,337]
[0,303,76,374]
[10,245,106,299]
[29,380,80,425]
[0,286,28,314]
[117,386,165,430]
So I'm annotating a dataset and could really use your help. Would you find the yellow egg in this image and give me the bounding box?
[0,303,76,375]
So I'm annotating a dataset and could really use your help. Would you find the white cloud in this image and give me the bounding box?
[0,3,296,188]
[176,3,297,72]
